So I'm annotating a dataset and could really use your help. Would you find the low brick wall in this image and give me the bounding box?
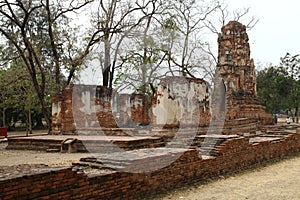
[1,131,300,200]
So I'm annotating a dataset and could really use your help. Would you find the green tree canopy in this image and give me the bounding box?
[0,0,93,130]
[280,53,300,122]
[257,66,291,113]
[257,53,300,123]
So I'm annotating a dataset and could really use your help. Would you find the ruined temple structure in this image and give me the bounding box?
[214,21,273,125]
[51,21,273,134]
[51,85,151,134]
[152,76,211,128]
[6,21,300,200]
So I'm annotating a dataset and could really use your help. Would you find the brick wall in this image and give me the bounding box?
[117,94,151,126]
[2,129,300,200]
[52,85,76,134]
[152,76,211,128]
[51,85,151,134]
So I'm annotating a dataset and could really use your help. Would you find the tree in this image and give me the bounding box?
[256,62,299,124]
[87,0,156,89]
[113,0,221,95]
[112,0,260,98]
[113,0,168,97]
[280,53,300,123]
[256,66,291,113]
[0,62,48,133]
[0,0,94,131]
[163,0,220,78]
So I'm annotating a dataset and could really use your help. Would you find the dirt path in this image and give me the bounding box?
[0,142,91,167]
[156,154,300,200]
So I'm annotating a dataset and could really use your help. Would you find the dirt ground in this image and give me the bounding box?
[156,154,300,200]
[0,142,92,167]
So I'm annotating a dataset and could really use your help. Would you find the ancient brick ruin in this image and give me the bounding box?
[152,76,211,128]
[216,21,273,125]
[3,21,297,200]
[51,21,273,135]
[52,85,151,134]
[2,125,300,199]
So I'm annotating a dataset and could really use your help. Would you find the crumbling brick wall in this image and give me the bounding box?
[129,94,151,125]
[152,76,211,128]
[2,129,300,200]
[52,21,274,134]
[51,85,151,134]
[52,85,76,134]
[114,93,151,127]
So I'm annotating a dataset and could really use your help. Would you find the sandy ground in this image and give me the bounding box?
[156,154,300,200]
[0,142,92,167]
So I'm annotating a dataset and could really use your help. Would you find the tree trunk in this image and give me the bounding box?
[25,108,32,136]
[103,68,110,87]
[25,110,29,137]
[103,37,111,87]
[295,107,299,123]
[109,61,115,89]
[2,108,5,127]
[41,102,51,132]
[35,88,51,132]
[35,113,44,128]
[45,0,61,92]
[28,109,32,134]
[28,68,51,132]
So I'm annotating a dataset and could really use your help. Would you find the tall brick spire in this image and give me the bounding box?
[217,21,256,96]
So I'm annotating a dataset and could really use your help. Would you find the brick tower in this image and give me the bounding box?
[214,21,273,125]
[217,21,256,96]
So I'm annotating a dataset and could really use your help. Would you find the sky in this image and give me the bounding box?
[77,0,300,85]
[225,0,300,67]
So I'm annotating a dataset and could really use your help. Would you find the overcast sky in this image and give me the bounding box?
[78,0,300,84]
[226,0,300,66]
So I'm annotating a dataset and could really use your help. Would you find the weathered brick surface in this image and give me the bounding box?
[1,131,300,200]
[152,77,211,128]
[6,135,164,152]
[214,21,273,125]
[51,85,151,134]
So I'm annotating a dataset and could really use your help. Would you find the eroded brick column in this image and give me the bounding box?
[216,21,273,125]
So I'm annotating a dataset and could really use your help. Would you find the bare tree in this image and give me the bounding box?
[204,5,259,34]
[113,0,224,91]
[113,0,169,96]
[0,0,94,131]
[87,0,159,89]
[160,0,220,78]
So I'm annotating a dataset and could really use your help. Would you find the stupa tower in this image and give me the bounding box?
[217,21,257,96]
[213,21,273,125]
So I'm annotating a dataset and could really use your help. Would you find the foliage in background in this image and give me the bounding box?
[0,63,55,132]
[0,0,93,130]
[256,53,300,122]
[279,53,300,122]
